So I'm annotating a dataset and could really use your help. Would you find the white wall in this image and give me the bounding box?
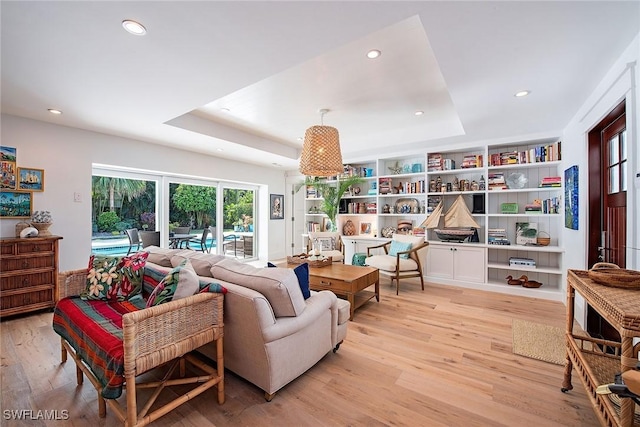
[0,114,288,270]
[561,33,639,327]
[562,33,639,272]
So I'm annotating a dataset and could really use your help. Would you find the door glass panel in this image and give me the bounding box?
[222,187,255,259]
[620,130,627,160]
[169,183,217,251]
[608,135,619,165]
[621,161,627,191]
[609,165,619,194]
[91,176,156,256]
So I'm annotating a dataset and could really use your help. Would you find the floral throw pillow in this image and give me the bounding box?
[82,252,149,301]
[146,259,199,307]
[82,255,122,301]
[116,251,148,299]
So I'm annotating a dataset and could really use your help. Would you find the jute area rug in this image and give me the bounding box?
[512,319,565,365]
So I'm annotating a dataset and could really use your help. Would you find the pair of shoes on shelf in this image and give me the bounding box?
[505,275,543,288]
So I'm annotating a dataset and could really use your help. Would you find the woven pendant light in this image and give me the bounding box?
[299,109,343,177]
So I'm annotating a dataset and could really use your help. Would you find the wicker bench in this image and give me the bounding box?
[54,269,225,427]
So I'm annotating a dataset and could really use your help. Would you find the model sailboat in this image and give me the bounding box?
[420,195,481,242]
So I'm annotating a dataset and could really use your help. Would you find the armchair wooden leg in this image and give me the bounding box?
[76,365,83,385]
[61,337,67,363]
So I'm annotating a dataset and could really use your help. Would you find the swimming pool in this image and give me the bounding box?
[91,237,218,257]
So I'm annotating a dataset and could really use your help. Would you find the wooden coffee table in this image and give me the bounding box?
[303,263,379,320]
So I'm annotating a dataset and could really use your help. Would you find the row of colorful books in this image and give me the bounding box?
[489,141,562,166]
[539,176,561,187]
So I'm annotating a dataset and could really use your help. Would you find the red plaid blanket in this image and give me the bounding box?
[53,296,145,399]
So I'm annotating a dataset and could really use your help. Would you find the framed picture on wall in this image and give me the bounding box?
[0,191,32,218]
[270,194,284,220]
[0,161,16,190]
[564,165,579,230]
[360,222,372,234]
[17,168,44,191]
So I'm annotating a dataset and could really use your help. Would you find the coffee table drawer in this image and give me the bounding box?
[309,276,351,293]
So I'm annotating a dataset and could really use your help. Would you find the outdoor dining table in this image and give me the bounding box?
[169,233,194,249]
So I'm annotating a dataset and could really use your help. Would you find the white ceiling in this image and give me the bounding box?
[2,1,639,171]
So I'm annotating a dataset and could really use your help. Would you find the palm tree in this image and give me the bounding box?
[304,175,364,231]
[92,176,146,212]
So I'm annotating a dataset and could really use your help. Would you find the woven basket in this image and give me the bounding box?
[536,231,551,246]
[587,262,640,289]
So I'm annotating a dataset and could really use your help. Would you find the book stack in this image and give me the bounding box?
[379,178,392,194]
[524,203,542,213]
[541,197,560,214]
[488,228,510,245]
[427,154,443,172]
[488,173,507,190]
[306,185,318,198]
[461,154,483,168]
[307,221,321,232]
[499,151,519,165]
[539,176,562,188]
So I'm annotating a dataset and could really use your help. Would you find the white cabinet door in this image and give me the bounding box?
[453,246,485,283]
[427,244,484,283]
[428,245,455,279]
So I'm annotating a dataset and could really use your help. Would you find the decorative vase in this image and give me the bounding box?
[15,221,30,237]
[342,220,356,236]
[31,222,52,237]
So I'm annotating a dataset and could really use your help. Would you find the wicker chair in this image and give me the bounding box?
[139,231,160,248]
[125,228,141,255]
[56,270,225,426]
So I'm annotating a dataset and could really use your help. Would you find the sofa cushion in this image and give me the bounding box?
[146,259,199,307]
[143,246,177,267]
[170,251,225,277]
[268,262,311,300]
[212,259,305,317]
[82,252,148,301]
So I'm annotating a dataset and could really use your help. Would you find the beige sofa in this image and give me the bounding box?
[143,247,350,400]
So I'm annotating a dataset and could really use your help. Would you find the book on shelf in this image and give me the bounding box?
[515,222,538,245]
[461,154,483,168]
[427,154,443,171]
[488,173,507,190]
[539,176,562,187]
[307,221,321,232]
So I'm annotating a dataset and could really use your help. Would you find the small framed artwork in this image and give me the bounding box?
[322,218,333,232]
[0,161,16,189]
[0,146,16,162]
[360,222,372,235]
[270,194,284,220]
[17,168,44,192]
[0,191,33,218]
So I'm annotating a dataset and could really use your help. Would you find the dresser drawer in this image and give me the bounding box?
[1,254,54,273]
[309,276,352,293]
[1,271,55,291]
[17,240,54,254]
[1,288,55,312]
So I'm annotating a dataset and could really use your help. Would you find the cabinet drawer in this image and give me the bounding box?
[1,289,55,312]
[1,271,55,291]
[17,240,54,254]
[1,255,54,272]
[1,243,16,256]
[309,276,351,293]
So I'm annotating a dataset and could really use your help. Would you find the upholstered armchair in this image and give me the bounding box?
[307,231,344,263]
[365,233,429,294]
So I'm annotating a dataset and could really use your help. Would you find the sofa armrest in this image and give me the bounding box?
[367,241,390,256]
[122,291,224,374]
[58,269,89,300]
[261,290,336,343]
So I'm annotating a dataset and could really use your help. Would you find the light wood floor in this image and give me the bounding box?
[1,278,599,426]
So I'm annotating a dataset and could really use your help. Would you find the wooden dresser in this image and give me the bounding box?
[0,235,63,318]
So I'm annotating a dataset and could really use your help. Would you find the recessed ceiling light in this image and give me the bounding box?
[220,107,230,112]
[122,20,147,36]
[297,137,303,141]
[216,148,224,152]
[414,110,424,116]
[48,109,62,115]
[366,49,381,59]
[515,90,531,97]
[272,163,282,167]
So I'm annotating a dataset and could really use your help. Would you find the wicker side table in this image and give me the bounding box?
[562,269,640,427]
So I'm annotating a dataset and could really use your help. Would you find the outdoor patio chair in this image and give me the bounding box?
[189,227,211,253]
[125,228,141,255]
[139,231,160,248]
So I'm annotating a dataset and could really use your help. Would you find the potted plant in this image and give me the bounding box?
[304,175,364,231]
